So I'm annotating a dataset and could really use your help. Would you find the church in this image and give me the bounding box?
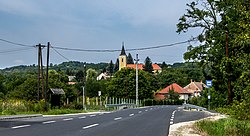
[118,45,162,73]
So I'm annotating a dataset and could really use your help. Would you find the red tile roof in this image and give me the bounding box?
[126,64,144,70]
[152,64,161,70]
[126,64,161,70]
[157,83,192,94]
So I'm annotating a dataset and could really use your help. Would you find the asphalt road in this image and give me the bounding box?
[0,106,210,136]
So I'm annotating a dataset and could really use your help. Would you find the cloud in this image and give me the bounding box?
[0,0,43,16]
[14,59,25,65]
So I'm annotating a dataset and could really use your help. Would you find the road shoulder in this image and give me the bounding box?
[169,113,227,136]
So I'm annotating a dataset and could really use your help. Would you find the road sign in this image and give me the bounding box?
[206,80,212,88]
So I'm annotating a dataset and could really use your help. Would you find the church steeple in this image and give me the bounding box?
[119,42,127,70]
[120,42,126,56]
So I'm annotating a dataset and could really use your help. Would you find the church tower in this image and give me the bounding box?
[119,43,127,70]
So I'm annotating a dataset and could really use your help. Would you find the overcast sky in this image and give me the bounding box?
[0,0,198,69]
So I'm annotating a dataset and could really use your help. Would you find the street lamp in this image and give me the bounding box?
[83,63,86,110]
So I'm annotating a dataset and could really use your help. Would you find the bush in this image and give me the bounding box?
[195,118,250,136]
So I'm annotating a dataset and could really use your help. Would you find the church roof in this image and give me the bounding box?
[120,45,126,56]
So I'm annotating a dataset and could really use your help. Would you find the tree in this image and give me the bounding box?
[75,70,84,82]
[107,60,114,75]
[114,58,119,73]
[127,53,134,64]
[143,56,153,74]
[177,0,250,107]
[107,68,157,99]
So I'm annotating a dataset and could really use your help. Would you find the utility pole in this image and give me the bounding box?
[36,44,46,101]
[83,63,87,110]
[134,54,139,106]
[226,31,232,104]
[45,42,50,110]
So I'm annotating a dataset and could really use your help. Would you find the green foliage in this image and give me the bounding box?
[168,89,180,100]
[178,0,250,120]
[143,56,153,73]
[158,64,204,88]
[107,60,114,75]
[127,53,134,64]
[195,118,250,136]
[107,68,157,99]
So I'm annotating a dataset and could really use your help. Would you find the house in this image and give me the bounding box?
[68,76,77,85]
[119,45,162,73]
[184,80,207,97]
[96,72,111,80]
[155,83,192,101]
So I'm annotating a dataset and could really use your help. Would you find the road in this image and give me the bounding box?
[0,106,210,136]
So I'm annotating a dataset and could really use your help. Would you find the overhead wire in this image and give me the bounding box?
[0,47,35,54]
[51,37,198,52]
[50,46,70,61]
[0,38,35,48]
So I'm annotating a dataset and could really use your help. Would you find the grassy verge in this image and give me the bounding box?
[195,118,250,136]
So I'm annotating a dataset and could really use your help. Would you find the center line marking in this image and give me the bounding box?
[138,111,142,113]
[129,114,134,116]
[114,117,122,120]
[83,124,99,129]
[63,118,73,121]
[43,121,56,124]
[90,115,96,117]
[12,125,30,129]
[79,116,86,119]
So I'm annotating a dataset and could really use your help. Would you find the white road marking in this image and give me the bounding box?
[63,118,73,121]
[145,110,148,111]
[12,125,30,129]
[170,118,174,121]
[114,117,122,120]
[129,114,134,117]
[83,124,99,129]
[79,116,86,119]
[43,121,56,124]
[99,113,104,115]
[138,111,142,113]
[170,121,174,125]
[90,115,96,117]
[150,108,153,110]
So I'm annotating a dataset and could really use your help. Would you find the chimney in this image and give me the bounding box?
[190,79,193,83]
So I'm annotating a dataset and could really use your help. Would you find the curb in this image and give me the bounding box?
[0,114,42,120]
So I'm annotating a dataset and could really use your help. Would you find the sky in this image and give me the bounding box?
[0,0,199,69]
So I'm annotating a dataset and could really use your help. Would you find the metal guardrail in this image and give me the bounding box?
[183,104,207,111]
[105,103,136,109]
[0,114,42,120]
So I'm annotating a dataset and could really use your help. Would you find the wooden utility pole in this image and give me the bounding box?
[226,31,232,104]
[36,44,46,101]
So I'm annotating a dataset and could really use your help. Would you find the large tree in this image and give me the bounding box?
[127,53,134,64]
[177,0,250,107]
[107,68,157,99]
[143,56,153,74]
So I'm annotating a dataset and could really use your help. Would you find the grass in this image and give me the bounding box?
[195,118,250,136]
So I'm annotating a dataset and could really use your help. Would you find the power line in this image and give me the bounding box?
[50,46,70,61]
[51,37,197,53]
[0,38,35,48]
[0,37,197,53]
[0,47,34,54]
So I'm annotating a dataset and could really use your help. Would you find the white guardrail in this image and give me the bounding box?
[183,104,207,111]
